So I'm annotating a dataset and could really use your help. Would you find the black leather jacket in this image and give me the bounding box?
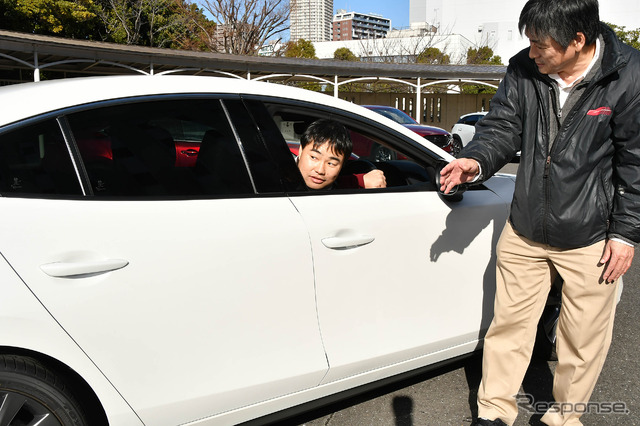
[462,24,640,249]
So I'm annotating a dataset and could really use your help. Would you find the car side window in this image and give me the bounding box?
[66,98,254,197]
[461,114,484,127]
[262,102,437,192]
[0,119,82,196]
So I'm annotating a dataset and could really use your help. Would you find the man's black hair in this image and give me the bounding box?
[519,0,600,49]
[300,119,352,160]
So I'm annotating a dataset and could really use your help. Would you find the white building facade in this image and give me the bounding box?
[409,0,528,63]
[408,0,640,63]
[290,0,334,42]
[314,33,473,63]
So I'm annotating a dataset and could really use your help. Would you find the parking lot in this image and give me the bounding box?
[287,163,639,426]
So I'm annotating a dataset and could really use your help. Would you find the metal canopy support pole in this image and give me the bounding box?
[334,75,339,98]
[415,77,421,123]
[34,51,40,82]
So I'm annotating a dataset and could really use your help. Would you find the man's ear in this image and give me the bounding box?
[573,32,587,51]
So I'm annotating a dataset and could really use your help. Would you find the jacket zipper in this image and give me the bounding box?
[542,155,552,243]
[541,84,559,244]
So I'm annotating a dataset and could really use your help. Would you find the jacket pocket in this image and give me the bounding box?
[598,169,613,227]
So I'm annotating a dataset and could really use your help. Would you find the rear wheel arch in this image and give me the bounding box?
[0,347,109,426]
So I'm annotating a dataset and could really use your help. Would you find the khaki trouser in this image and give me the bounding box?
[477,221,619,426]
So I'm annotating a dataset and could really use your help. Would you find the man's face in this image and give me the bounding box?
[297,141,345,190]
[526,31,579,76]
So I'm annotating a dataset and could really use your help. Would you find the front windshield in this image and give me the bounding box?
[373,108,417,125]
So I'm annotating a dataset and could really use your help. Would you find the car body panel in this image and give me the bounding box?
[0,197,327,425]
[0,250,144,425]
[289,188,508,384]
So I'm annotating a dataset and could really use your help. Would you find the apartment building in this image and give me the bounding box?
[290,0,333,42]
[333,10,391,41]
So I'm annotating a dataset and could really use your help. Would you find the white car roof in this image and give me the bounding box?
[0,75,451,159]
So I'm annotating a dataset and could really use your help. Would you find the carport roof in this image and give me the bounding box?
[0,29,506,85]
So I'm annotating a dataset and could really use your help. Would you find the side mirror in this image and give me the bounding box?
[435,161,466,202]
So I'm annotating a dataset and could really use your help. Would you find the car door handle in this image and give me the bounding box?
[40,259,129,278]
[181,149,198,156]
[321,235,375,250]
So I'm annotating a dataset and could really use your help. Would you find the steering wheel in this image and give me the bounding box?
[340,158,377,176]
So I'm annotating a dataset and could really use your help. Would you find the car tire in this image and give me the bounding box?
[533,278,562,361]
[452,136,463,157]
[533,305,559,361]
[0,354,89,426]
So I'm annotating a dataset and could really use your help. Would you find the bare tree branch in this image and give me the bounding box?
[195,0,289,55]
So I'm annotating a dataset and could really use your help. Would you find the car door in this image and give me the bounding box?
[257,101,510,384]
[0,97,328,425]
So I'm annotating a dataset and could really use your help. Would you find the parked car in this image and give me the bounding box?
[363,105,459,156]
[0,75,549,426]
[451,111,488,148]
[452,111,521,161]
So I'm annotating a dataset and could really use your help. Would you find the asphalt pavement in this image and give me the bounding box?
[284,161,639,426]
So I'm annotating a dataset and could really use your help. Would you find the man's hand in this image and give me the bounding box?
[439,158,480,194]
[363,170,386,188]
[600,240,635,283]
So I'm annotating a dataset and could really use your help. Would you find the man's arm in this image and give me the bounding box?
[340,170,387,188]
[607,48,640,249]
[455,57,526,180]
[363,170,386,188]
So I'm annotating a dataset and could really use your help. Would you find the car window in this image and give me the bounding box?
[371,108,416,125]
[260,101,438,192]
[0,119,82,197]
[66,98,255,197]
[460,114,485,126]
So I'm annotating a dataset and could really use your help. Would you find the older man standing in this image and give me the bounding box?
[440,1,640,425]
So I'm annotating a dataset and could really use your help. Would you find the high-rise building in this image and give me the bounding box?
[332,10,391,41]
[290,0,333,42]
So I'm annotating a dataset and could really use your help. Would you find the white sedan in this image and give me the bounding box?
[0,75,516,425]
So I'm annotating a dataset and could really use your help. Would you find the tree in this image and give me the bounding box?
[466,45,502,65]
[282,39,319,91]
[462,45,501,94]
[606,22,640,50]
[333,47,358,61]
[284,38,316,59]
[97,0,189,48]
[417,47,450,64]
[2,0,104,39]
[171,1,217,51]
[195,0,289,55]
